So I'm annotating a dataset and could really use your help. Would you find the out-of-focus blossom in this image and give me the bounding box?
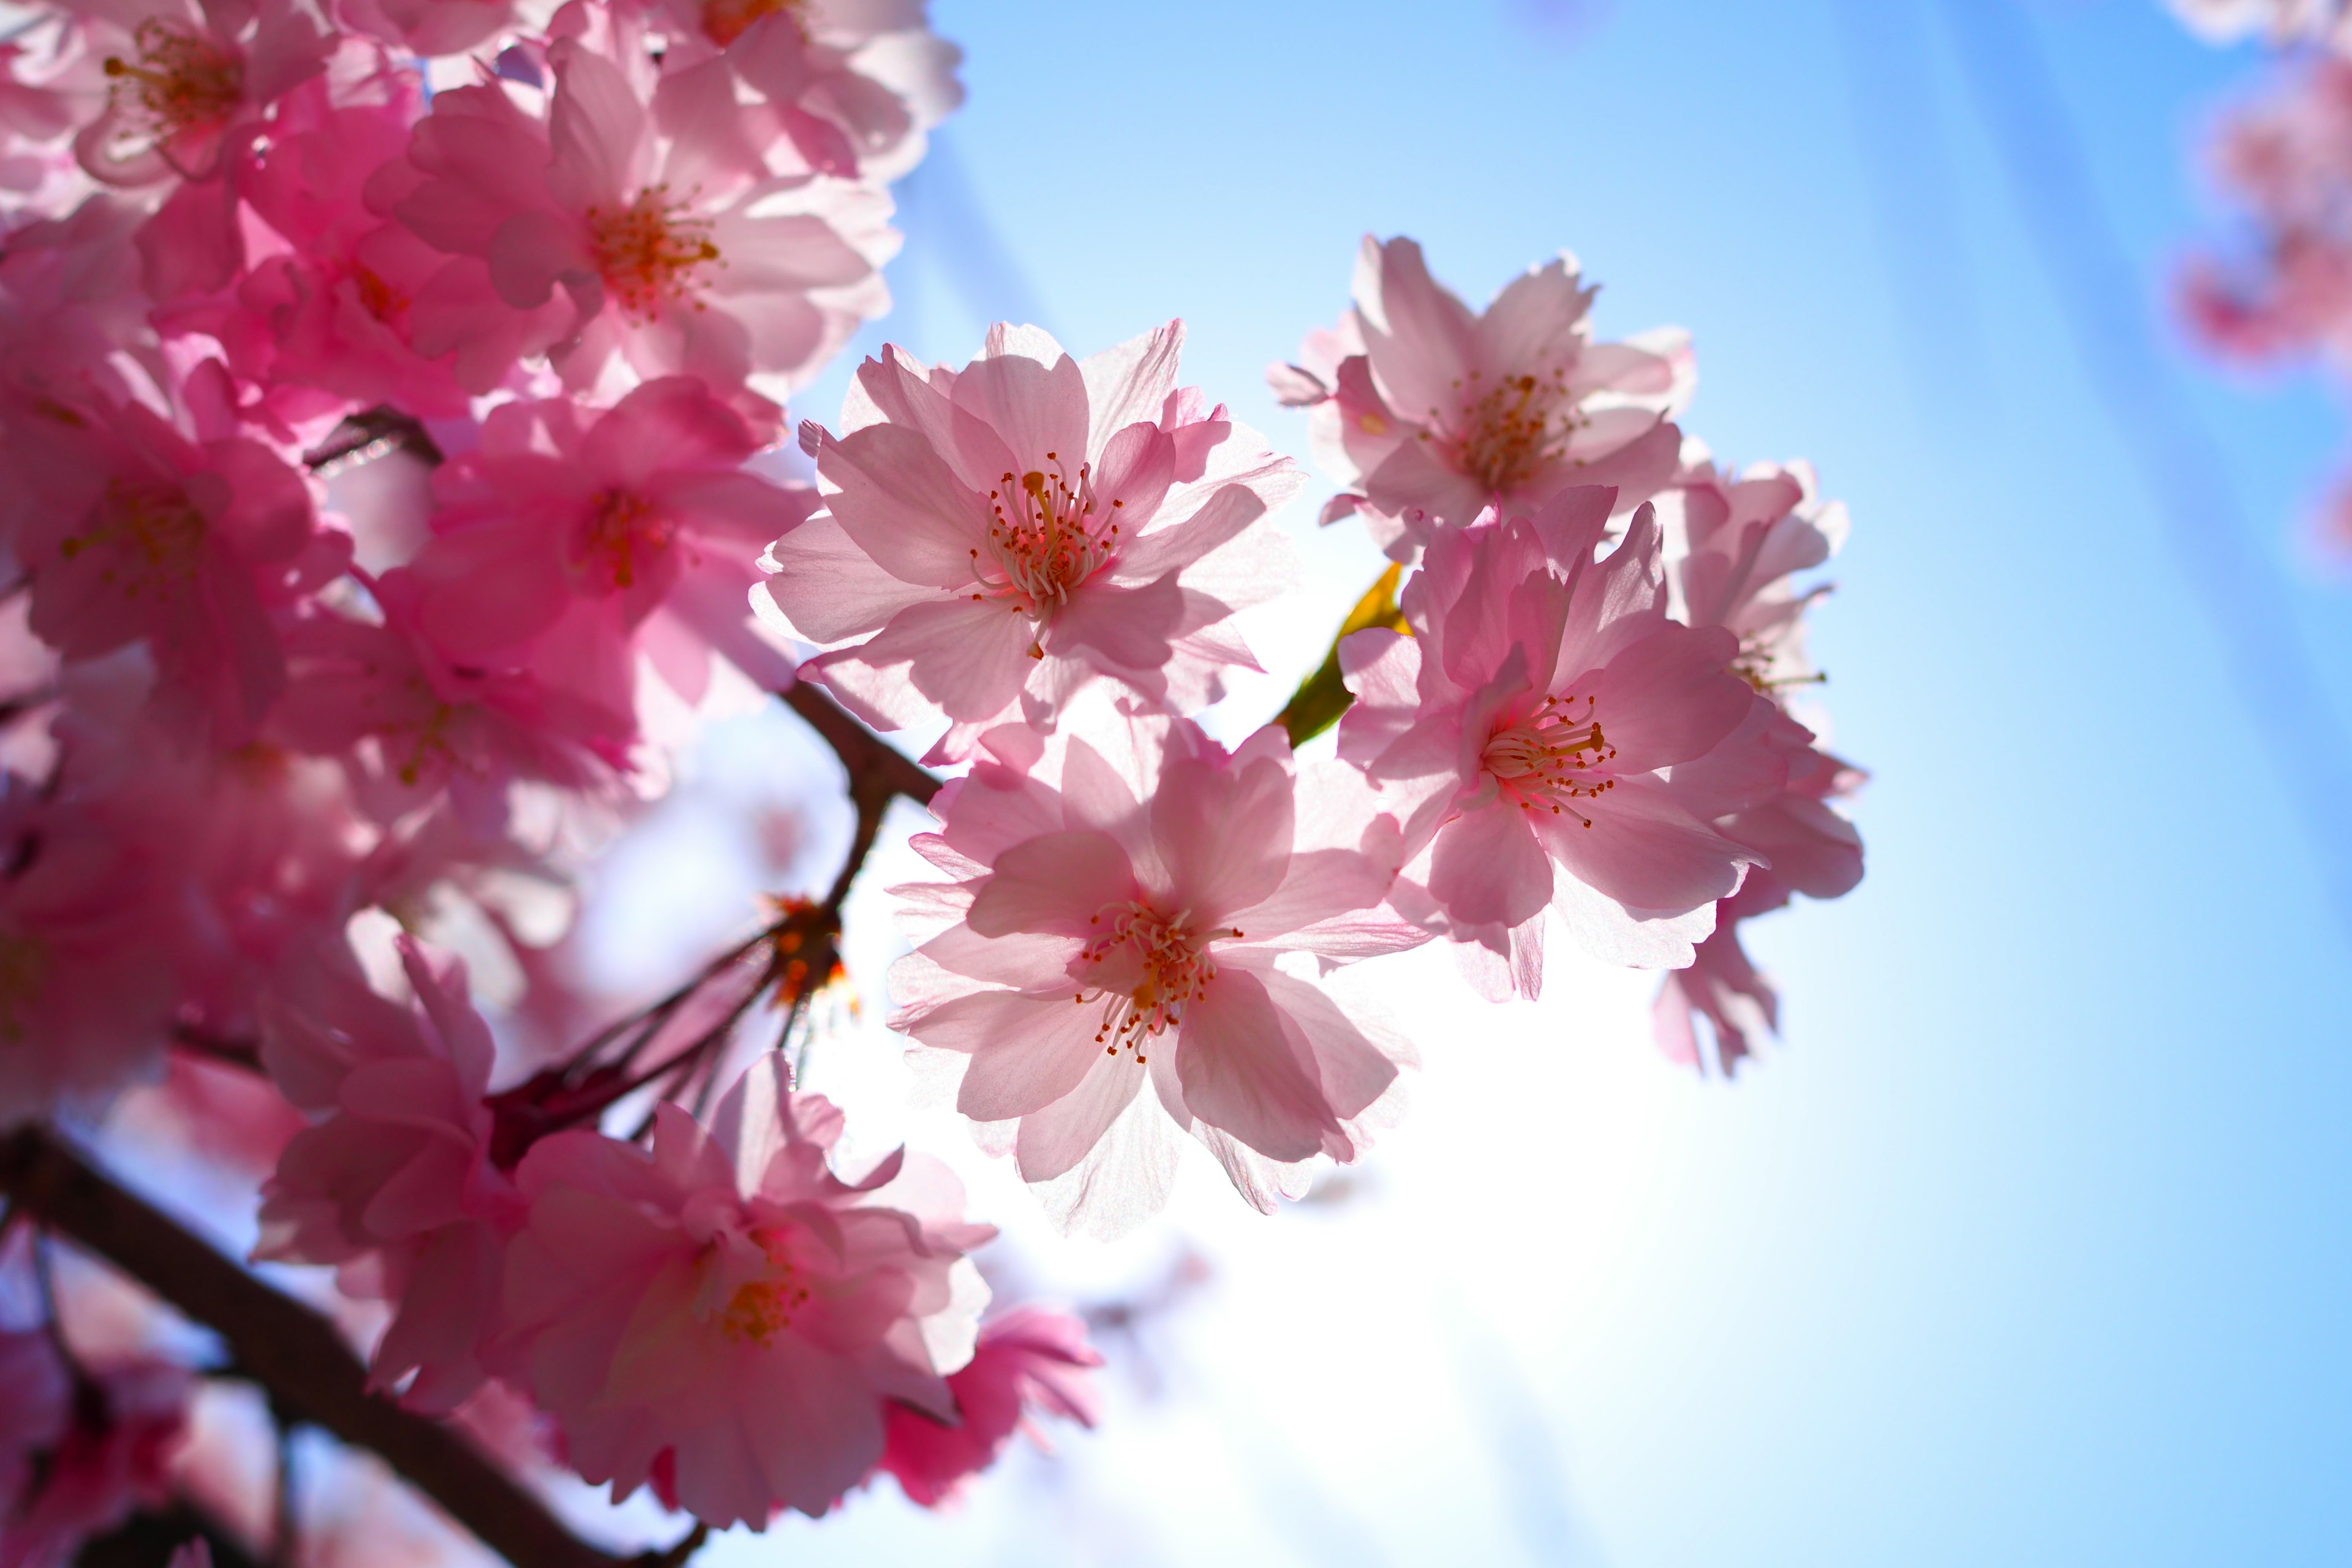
[0,782,184,1126]
[2168,0,2352,50]
[0,1352,193,1566]
[163,70,474,427]
[647,0,963,181]
[1338,489,1770,991]
[273,578,636,813]
[375,27,893,415]
[1270,235,1686,561]
[760,322,1300,761]
[0,1330,75,1518]
[891,708,1417,1235]
[0,381,341,745]
[498,1055,993,1526]
[257,935,516,1412]
[401,377,815,696]
[878,1304,1100,1507]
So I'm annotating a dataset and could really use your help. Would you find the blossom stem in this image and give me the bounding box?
[0,1126,631,1568]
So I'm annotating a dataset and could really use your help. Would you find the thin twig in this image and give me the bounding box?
[781,683,940,807]
[0,1128,625,1568]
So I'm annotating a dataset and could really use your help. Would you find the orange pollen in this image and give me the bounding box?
[585,187,722,319]
[1430,364,1578,496]
[349,264,409,323]
[58,478,206,601]
[1076,902,1238,1062]
[714,1230,812,1347]
[977,451,1118,628]
[699,0,807,47]
[102,19,242,141]
[1483,692,1616,827]
[574,488,671,592]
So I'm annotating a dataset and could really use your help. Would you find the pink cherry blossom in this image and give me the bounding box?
[67,0,332,189]
[644,0,963,182]
[1270,235,1687,561]
[257,935,517,1412]
[877,1304,1101,1508]
[0,1330,74,1518]
[890,708,1416,1234]
[758,322,1301,761]
[161,69,474,425]
[0,380,342,746]
[0,782,185,1126]
[2169,0,2352,49]
[375,27,893,412]
[271,572,638,815]
[398,377,815,695]
[1338,489,1771,990]
[1662,458,1845,699]
[497,1055,993,1526]
[0,1352,192,1566]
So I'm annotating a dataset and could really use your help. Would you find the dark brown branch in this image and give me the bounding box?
[782,683,940,807]
[0,1128,625,1568]
[75,1499,266,1568]
[301,407,444,473]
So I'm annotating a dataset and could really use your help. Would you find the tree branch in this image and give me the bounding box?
[0,1128,625,1568]
[782,683,940,807]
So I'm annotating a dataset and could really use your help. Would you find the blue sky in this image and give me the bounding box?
[678,2,2352,1564]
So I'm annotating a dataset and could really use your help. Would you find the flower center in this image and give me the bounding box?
[1482,692,1616,826]
[699,0,807,47]
[586,188,722,320]
[571,489,671,592]
[1076,902,1238,1064]
[976,453,1121,649]
[714,1229,810,1348]
[1430,366,1577,496]
[58,480,207,600]
[102,20,243,148]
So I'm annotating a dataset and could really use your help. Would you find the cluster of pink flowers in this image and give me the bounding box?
[0,0,1112,1551]
[0,0,1864,1540]
[2174,0,2352,556]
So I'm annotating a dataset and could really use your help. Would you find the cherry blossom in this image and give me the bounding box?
[257,935,516,1412]
[399,377,815,694]
[878,1305,1101,1507]
[498,1055,993,1526]
[0,379,341,745]
[376,26,894,411]
[891,707,1416,1234]
[759,321,1301,761]
[1270,235,1687,561]
[646,0,964,181]
[0,1352,192,1565]
[2168,0,2352,49]
[1338,488,1771,990]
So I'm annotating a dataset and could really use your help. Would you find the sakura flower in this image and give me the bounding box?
[1271,235,1687,561]
[2169,0,2352,49]
[878,1305,1101,1508]
[65,0,337,300]
[890,709,1415,1235]
[1661,457,1846,701]
[161,70,473,424]
[1338,489,1770,990]
[497,1055,994,1526]
[272,575,638,816]
[649,0,964,181]
[0,382,342,745]
[0,1352,192,1566]
[0,1329,74,1516]
[0,783,184,1126]
[399,377,816,693]
[758,322,1301,761]
[257,935,516,1412]
[377,29,894,410]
